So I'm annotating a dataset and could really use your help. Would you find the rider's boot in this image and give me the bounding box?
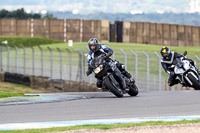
[96,79,103,88]
[168,79,180,87]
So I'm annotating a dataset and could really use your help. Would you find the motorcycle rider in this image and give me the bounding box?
[86,38,133,90]
[160,46,200,87]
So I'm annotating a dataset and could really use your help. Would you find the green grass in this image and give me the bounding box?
[0,36,62,47]
[1,119,200,133]
[0,90,24,98]
[0,82,49,98]
[39,42,200,56]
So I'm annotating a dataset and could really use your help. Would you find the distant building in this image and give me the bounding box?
[190,0,200,13]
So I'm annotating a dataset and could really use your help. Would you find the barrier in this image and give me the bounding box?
[4,72,30,86]
[1,72,99,92]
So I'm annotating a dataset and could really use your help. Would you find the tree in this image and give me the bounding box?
[32,13,41,19]
[12,8,28,19]
[42,13,56,19]
[0,8,42,19]
[0,9,9,18]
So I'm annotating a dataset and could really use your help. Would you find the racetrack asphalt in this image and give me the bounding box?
[0,91,200,124]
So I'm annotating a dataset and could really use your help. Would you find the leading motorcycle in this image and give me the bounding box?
[90,54,139,97]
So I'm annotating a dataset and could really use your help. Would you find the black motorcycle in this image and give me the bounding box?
[90,55,139,97]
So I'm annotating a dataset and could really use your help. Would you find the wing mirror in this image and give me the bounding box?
[183,51,187,56]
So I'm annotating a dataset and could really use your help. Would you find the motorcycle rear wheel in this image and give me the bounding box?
[128,83,139,96]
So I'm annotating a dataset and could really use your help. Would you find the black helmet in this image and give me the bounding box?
[88,38,100,52]
[160,46,171,59]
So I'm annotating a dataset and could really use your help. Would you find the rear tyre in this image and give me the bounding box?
[188,74,200,90]
[128,83,139,96]
[104,77,123,97]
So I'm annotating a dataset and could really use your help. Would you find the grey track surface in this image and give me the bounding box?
[0,91,200,124]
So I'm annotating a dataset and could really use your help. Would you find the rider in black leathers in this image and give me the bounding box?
[86,38,132,89]
[160,46,200,86]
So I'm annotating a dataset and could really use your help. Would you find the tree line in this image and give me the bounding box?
[0,8,55,19]
[52,11,200,26]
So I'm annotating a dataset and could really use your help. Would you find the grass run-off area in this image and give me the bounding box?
[0,36,62,47]
[0,82,49,98]
[1,119,200,133]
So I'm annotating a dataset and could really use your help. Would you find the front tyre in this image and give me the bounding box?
[187,74,200,90]
[104,77,123,98]
[128,83,139,96]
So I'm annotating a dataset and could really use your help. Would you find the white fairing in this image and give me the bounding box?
[174,66,185,74]
[183,60,190,70]
[174,59,199,86]
[174,60,190,74]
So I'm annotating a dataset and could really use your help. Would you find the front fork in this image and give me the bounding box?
[182,69,200,86]
[113,68,127,89]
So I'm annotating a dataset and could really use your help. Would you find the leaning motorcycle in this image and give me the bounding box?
[170,51,200,90]
[90,55,139,97]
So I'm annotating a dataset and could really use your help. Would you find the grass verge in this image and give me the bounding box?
[0,82,49,98]
[1,119,200,133]
[0,90,24,98]
[0,36,62,47]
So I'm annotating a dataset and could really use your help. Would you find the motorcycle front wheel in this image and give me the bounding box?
[187,73,200,90]
[104,77,124,98]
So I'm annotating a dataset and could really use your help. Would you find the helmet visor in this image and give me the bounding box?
[161,47,170,58]
[162,52,169,57]
[90,45,96,50]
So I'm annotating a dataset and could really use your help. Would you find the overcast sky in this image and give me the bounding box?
[0,0,192,14]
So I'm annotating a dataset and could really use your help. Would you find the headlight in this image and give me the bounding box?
[94,65,103,74]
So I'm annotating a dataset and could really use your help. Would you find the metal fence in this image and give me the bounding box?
[0,44,200,91]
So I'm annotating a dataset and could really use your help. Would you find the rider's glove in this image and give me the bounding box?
[102,55,107,59]
[180,57,185,60]
[105,52,112,58]
[166,70,170,74]
[86,70,92,76]
[170,71,175,76]
[121,64,125,69]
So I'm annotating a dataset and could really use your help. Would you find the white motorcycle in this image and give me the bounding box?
[171,51,200,90]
